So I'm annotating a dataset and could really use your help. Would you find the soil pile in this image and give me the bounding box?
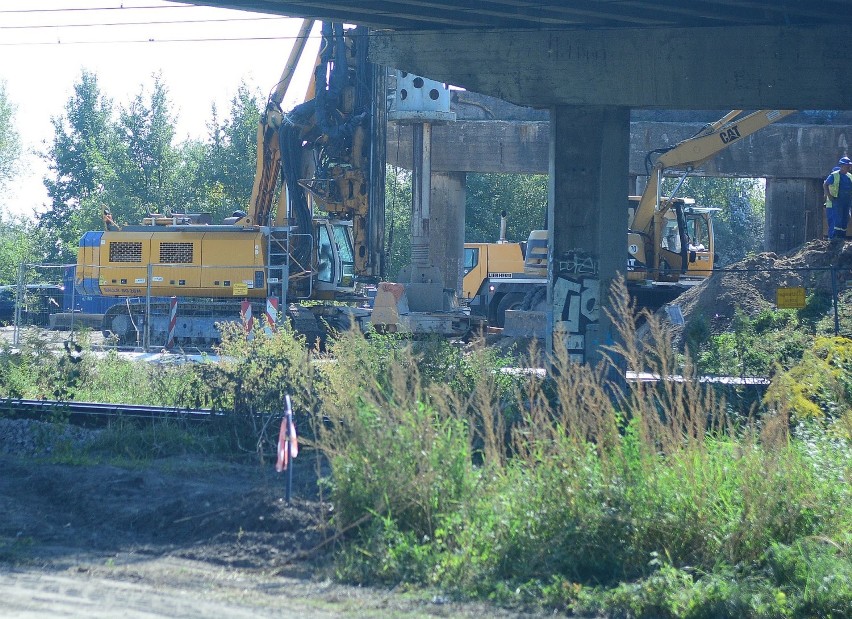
[669,238,852,342]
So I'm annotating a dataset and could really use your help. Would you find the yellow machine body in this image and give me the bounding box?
[462,241,526,300]
[77,227,269,299]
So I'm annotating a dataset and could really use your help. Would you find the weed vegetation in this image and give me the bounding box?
[1,279,850,618]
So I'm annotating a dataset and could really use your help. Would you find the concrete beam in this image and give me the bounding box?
[371,25,851,109]
[387,121,549,173]
[631,122,852,180]
[388,120,852,179]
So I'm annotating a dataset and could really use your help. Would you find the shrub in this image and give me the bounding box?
[765,336,852,430]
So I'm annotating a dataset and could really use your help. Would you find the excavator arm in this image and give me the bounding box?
[631,109,795,276]
[633,109,794,234]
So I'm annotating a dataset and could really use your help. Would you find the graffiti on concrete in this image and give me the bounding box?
[552,249,599,362]
[557,249,598,277]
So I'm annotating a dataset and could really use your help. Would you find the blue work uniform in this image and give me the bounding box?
[825,169,852,238]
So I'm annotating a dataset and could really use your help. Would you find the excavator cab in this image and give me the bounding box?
[314,219,356,292]
[655,205,716,280]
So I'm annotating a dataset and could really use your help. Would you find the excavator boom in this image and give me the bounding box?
[633,109,795,235]
[629,109,795,281]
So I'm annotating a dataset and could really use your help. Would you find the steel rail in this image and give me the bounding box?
[0,398,218,426]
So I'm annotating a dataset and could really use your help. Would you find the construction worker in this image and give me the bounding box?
[824,157,852,239]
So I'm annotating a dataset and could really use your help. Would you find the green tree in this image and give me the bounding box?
[114,73,179,219]
[0,212,40,284]
[199,83,262,222]
[0,80,21,195]
[465,173,547,243]
[169,138,210,213]
[385,165,412,278]
[40,70,118,262]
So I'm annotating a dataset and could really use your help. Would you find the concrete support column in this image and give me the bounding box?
[549,106,630,364]
[429,172,467,293]
[398,121,446,311]
[765,178,824,253]
[410,123,432,267]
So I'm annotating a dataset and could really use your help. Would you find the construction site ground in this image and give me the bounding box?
[0,427,555,619]
[668,238,852,343]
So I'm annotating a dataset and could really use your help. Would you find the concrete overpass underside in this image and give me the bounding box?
[387,104,851,256]
[188,0,852,362]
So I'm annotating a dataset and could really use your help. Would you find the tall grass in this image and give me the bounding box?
[312,278,852,617]
[1,282,849,616]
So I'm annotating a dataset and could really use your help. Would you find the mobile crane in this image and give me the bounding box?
[75,21,383,346]
[466,110,796,324]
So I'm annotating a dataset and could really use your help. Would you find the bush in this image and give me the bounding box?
[765,336,852,432]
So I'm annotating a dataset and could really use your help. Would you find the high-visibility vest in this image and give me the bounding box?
[828,170,852,198]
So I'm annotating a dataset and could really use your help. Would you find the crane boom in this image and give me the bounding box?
[247,19,316,229]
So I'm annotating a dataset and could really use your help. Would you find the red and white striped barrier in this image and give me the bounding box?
[265,297,279,335]
[166,296,177,348]
[240,299,254,339]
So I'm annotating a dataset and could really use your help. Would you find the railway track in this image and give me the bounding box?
[0,398,217,426]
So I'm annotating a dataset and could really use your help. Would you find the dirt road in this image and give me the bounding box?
[0,449,544,618]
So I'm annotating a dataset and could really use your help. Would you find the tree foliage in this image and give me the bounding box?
[385,166,412,279]
[196,83,262,223]
[115,72,179,217]
[0,212,41,284]
[465,173,547,242]
[0,80,21,194]
[40,70,118,262]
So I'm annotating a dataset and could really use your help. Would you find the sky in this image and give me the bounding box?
[0,0,321,219]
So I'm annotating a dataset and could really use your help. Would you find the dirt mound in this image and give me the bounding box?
[670,238,852,342]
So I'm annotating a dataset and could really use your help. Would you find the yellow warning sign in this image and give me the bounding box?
[776,287,806,309]
[232,282,249,296]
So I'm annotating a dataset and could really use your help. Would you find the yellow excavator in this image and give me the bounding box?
[467,110,796,323]
[75,20,383,346]
[627,109,795,287]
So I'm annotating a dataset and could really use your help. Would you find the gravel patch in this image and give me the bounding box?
[0,418,102,458]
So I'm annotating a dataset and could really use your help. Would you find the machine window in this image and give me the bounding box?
[690,219,709,248]
[464,247,479,271]
[332,225,355,282]
[317,226,334,283]
[662,220,681,253]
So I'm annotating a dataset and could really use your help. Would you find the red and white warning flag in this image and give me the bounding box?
[275,398,298,472]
